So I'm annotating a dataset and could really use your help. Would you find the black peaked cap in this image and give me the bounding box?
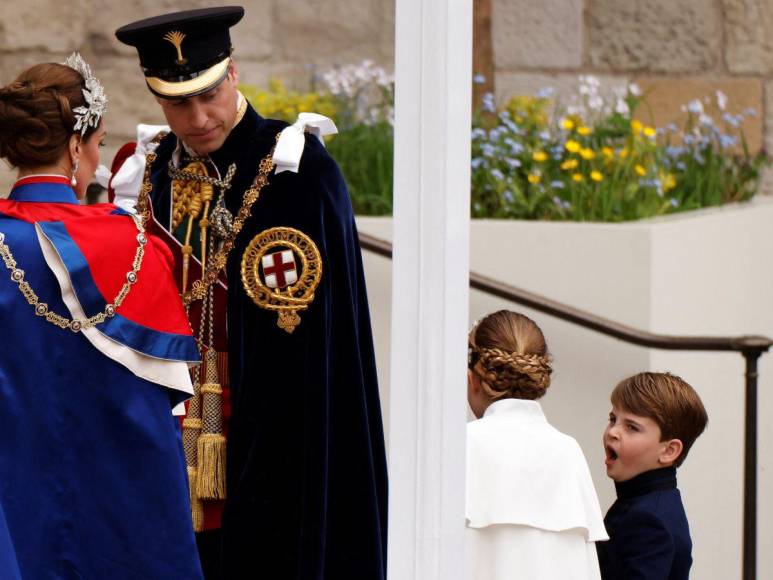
[115,6,244,98]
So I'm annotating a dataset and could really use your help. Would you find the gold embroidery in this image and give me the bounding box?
[137,135,278,308]
[240,227,322,333]
[163,30,188,65]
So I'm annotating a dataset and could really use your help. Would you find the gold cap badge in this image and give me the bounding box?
[163,30,188,65]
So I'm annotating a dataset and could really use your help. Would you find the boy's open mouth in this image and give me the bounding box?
[605,445,618,464]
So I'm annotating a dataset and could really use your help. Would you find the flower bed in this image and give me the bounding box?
[242,67,767,221]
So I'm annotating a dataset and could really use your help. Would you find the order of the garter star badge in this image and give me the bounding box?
[240,227,322,333]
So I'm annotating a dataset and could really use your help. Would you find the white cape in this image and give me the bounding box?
[466,398,607,580]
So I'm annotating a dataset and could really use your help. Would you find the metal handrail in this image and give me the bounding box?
[358,231,772,580]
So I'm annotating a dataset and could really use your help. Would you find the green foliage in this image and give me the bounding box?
[326,122,393,216]
[471,79,767,222]
[243,69,767,221]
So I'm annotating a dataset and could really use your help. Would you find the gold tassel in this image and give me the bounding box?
[188,465,205,532]
[196,349,227,500]
[196,432,227,499]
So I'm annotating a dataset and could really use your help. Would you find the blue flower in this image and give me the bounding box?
[502,119,520,133]
[503,190,515,202]
[491,169,505,181]
[665,146,685,158]
[719,134,738,149]
[550,180,565,189]
[473,73,486,85]
[722,112,741,128]
[552,196,571,209]
[505,158,522,169]
[471,157,485,169]
[538,130,551,142]
[676,161,687,171]
[471,128,486,140]
[481,143,495,157]
[482,92,496,113]
[536,87,555,99]
[670,198,680,207]
[504,138,524,155]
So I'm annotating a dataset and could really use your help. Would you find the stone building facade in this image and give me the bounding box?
[1,0,772,192]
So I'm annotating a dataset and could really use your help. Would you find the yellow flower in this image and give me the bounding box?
[590,170,603,182]
[602,147,615,159]
[533,151,549,162]
[561,118,575,130]
[663,173,677,191]
[572,173,584,182]
[580,148,595,160]
[527,173,541,184]
[634,164,647,176]
[631,119,643,134]
[619,147,629,158]
[643,126,657,138]
[565,140,581,153]
[577,126,592,136]
[560,158,579,170]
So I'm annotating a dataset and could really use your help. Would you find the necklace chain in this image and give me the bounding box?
[0,214,147,333]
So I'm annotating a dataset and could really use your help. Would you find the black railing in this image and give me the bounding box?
[358,231,772,580]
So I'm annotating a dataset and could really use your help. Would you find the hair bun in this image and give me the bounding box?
[476,347,552,400]
[0,63,87,168]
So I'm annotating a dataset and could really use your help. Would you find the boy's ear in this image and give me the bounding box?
[659,438,684,466]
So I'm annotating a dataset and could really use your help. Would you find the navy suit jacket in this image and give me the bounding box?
[597,467,693,580]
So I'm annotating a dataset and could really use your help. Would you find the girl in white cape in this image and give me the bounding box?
[466,310,607,580]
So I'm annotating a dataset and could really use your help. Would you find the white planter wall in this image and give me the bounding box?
[358,196,773,580]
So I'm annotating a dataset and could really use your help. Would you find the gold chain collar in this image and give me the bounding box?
[138,132,278,307]
[0,215,147,333]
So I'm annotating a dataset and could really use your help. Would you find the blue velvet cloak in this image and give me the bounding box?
[148,104,388,579]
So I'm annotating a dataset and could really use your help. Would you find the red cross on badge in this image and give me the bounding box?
[261,249,298,289]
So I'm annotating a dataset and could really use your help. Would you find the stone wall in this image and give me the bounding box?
[2,0,771,192]
[0,0,395,190]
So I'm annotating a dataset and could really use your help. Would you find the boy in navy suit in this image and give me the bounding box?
[597,372,708,580]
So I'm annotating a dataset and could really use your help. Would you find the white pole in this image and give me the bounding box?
[388,0,472,578]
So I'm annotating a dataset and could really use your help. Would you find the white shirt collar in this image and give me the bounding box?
[482,398,546,422]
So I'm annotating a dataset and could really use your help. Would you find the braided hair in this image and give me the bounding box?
[468,310,552,401]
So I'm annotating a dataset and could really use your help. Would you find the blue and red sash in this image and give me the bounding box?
[0,176,198,389]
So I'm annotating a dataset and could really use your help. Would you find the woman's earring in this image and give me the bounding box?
[71,161,79,187]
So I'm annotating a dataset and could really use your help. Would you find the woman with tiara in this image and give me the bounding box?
[0,55,203,578]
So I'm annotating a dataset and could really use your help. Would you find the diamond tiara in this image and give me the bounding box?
[63,52,108,137]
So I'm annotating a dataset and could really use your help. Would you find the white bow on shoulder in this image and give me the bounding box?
[272,113,338,175]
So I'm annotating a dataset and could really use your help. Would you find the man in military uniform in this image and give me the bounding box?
[112,7,388,579]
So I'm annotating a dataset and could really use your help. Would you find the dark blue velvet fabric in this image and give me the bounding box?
[597,467,692,580]
[0,191,203,579]
[149,104,388,579]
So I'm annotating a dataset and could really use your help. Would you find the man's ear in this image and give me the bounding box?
[228,60,239,85]
[659,438,684,465]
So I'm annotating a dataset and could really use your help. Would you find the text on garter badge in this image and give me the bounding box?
[241,227,322,333]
